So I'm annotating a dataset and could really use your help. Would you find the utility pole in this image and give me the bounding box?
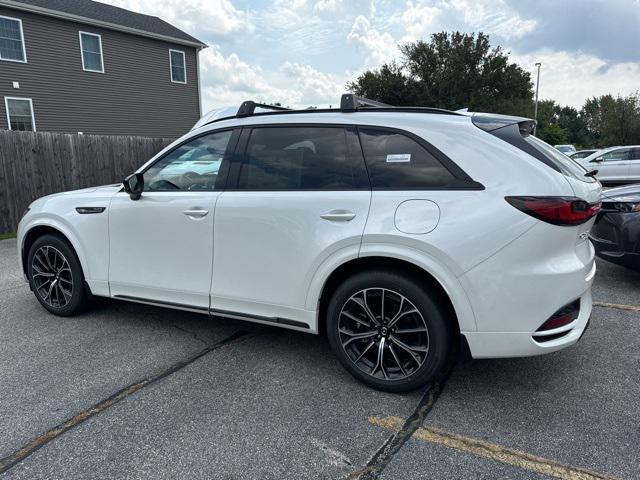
[533,62,541,135]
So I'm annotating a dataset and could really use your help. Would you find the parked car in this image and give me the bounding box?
[590,184,640,270]
[17,94,601,392]
[570,149,598,160]
[577,146,640,185]
[554,144,576,155]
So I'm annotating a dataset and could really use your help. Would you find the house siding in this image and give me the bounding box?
[0,6,200,137]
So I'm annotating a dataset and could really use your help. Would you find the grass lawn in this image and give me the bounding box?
[0,232,16,240]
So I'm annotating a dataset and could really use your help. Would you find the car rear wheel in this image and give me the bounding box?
[327,270,451,392]
[28,234,88,316]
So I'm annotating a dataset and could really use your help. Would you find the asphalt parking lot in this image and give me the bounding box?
[1,238,638,480]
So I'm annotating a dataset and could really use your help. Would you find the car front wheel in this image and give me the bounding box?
[327,270,451,392]
[27,234,88,316]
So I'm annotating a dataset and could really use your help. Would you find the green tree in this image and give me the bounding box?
[538,123,568,145]
[348,32,533,115]
[581,93,640,147]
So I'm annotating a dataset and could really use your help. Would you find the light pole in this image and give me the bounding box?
[533,62,541,135]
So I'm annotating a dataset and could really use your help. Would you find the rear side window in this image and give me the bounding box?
[238,127,369,190]
[523,135,596,183]
[358,128,455,189]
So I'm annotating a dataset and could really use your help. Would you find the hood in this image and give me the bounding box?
[30,184,122,206]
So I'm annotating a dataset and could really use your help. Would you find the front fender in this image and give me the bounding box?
[18,210,110,296]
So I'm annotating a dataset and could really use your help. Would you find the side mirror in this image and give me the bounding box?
[123,173,144,200]
[591,157,604,163]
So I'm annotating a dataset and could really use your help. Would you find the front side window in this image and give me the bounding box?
[358,128,455,189]
[79,32,104,72]
[237,127,369,190]
[0,15,26,62]
[601,148,631,162]
[170,49,186,83]
[144,130,233,191]
[5,97,35,131]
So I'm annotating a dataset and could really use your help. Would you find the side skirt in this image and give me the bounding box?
[111,295,311,332]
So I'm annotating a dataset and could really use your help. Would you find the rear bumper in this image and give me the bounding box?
[462,289,592,358]
[590,211,640,269]
[458,219,596,359]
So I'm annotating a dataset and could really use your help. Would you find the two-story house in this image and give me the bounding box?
[0,0,207,137]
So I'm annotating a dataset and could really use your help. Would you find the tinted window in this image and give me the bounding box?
[358,128,454,188]
[523,135,596,183]
[144,130,233,191]
[631,149,640,161]
[601,148,631,161]
[237,127,368,190]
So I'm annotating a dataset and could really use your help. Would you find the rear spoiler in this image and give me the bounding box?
[456,110,536,135]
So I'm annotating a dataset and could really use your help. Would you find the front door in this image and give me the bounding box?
[211,126,371,328]
[109,129,237,310]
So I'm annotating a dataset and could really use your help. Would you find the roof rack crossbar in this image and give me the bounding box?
[340,94,392,112]
[236,101,290,118]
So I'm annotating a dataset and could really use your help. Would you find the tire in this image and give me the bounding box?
[27,234,88,316]
[327,269,451,392]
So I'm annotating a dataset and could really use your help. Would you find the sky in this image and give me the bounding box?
[100,0,640,112]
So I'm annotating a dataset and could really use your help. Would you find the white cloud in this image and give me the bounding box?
[199,47,350,110]
[98,0,253,41]
[280,62,350,106]
[514,50,640,108]
[199,47,295,107]
[347,16,399,68]
[397,1,442,43]
[448,0,537,40]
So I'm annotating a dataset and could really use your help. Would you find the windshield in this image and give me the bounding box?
[524,135,596,183]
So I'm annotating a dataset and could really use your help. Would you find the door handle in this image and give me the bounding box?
[183,209,209,218]
[320,210,356,222]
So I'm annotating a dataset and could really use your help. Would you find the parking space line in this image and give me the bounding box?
[369,416,618,480]
[0,330,250,475]
[593,301,640,312]
[347,374,451,480]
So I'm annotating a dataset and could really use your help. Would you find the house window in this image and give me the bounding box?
[0,15,27,62]
[79,31,104,73]
[170,49,186,83]
[5,97,36,131]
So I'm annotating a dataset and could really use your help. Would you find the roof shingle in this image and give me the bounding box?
[7,0,206,47]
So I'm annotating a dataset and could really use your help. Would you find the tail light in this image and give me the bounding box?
[537,300,580,332]
[505,196,601,226]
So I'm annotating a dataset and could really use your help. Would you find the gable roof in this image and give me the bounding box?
[0,0,207,48]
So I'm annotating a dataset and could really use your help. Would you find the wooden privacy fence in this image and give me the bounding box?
[0,130,174,234]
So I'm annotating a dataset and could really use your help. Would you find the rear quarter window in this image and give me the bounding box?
[523,135,596,183]
[358,128,455,189]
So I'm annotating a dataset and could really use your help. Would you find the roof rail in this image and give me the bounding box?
[340,94,392,112]
[200,95,461,128]
[236,101,290,118]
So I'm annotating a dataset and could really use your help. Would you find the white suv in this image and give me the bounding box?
[17,95,601,392]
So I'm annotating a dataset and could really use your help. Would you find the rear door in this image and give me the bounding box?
[595,148,632,183]
[210,125,371,328]
[627,148,640,181]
